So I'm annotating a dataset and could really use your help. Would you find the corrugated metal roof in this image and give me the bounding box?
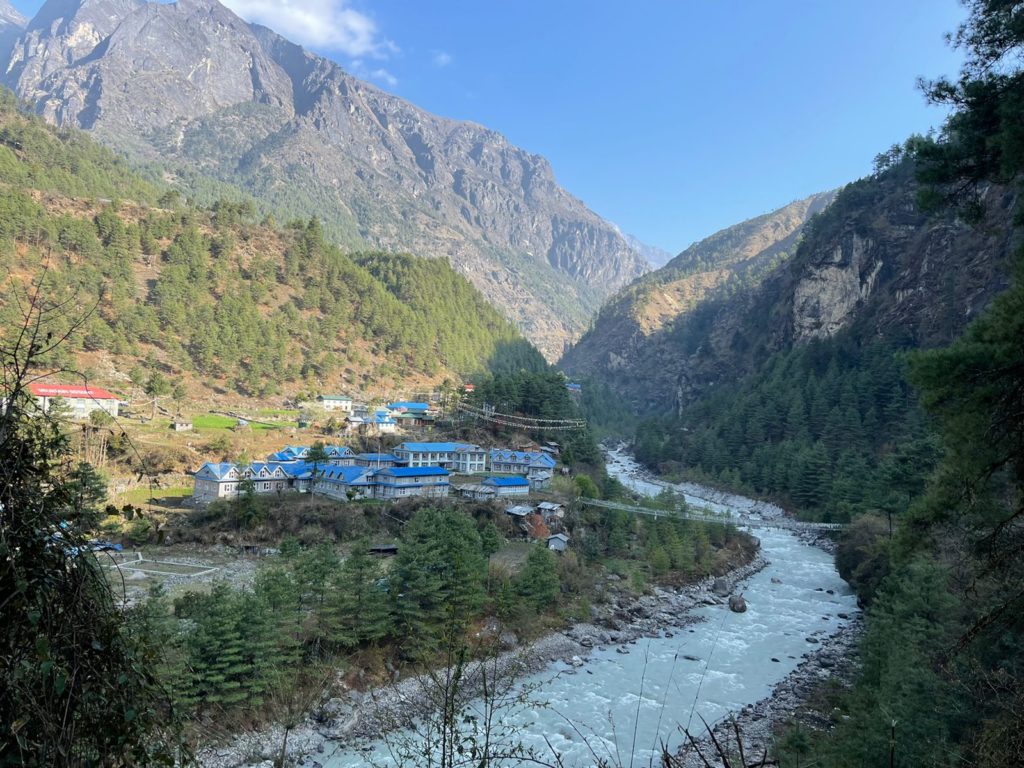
[29,383,118,400]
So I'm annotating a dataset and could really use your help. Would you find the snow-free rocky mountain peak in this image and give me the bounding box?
[2,0,649,358]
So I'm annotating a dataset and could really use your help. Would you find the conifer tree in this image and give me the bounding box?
[390,508,487,651]
[327,539,393,649]
[515,544,560,612]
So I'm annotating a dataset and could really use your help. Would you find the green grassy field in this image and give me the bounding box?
[192,414,238,429]
[192,413,291,431]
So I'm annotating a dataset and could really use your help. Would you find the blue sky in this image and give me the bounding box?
[13,0,968,254]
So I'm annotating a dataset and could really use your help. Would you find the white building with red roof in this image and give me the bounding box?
[28,383,121,420]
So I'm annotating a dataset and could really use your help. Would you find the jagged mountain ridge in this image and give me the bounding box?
[560,191,836,411]
[1,0,649,359]
[565,163,1018,417]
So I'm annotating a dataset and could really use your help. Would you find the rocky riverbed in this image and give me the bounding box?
[197,552,768,768]
[676,615,863,767]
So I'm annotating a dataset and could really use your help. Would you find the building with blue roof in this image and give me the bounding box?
[195,443,461,504]
[371,410,397,434]
[323,445,356,464]
[489,449,557,479]
[193,462,242,504]
[387,402,431,414]
[372,466,450,500]
[393,441,487,472]
[315,465,375,501]
[355,453,401,468]
[481,476,530,496]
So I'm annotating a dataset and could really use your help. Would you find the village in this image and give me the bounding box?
[24,383,578,557]
[192,430,571,553]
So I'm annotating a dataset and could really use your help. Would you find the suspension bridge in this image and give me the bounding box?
[578,497,848,532]
[455,402,586,431]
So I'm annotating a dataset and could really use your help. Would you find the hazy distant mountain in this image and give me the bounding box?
[3,0,649,359]
[623,233,674,268]
[0,0,25,57]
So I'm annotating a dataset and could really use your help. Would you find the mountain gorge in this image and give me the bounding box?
[0,0,649,358]
[566,162,1018,421]
[562,190,836,411]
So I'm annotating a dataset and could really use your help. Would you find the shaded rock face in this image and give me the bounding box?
[792,233,878,341]
[3,0,648,358]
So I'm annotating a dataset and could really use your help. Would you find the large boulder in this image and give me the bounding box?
[728,594,747,613]
[712,577,731,597]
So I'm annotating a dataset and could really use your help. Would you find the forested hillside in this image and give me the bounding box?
[0,92,545,399]
[629,155,1016,519]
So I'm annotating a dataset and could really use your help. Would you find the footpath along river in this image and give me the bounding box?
[323,448,858,767]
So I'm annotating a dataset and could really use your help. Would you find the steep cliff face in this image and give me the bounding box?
[2,0,648,358]
[560,191,835,411]
[778,166,1015,350]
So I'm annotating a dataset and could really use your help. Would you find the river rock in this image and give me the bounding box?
[712,577,731,597]
[728,595,747,613]
[770,577,783,584]
[499,631,518,649]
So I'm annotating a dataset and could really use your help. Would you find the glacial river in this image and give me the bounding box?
[326,449,857,767]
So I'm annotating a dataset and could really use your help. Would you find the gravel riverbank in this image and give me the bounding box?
[197,551,768,768]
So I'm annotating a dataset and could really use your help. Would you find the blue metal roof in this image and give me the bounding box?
[395,442,467,453]
[489,449,557,468]
[279,461,314,478]
[197,462,237,480]
[374,466,449,478]
[320,466,372,483]
[388,402,430,411]
[374,481,449,489]
[482,476,530,487]
[357,453,399,462]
